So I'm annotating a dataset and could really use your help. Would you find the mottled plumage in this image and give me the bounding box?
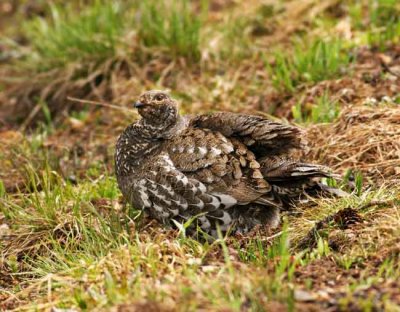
[115,90,333,237]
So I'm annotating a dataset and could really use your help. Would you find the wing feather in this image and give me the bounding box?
[190,112,306,156]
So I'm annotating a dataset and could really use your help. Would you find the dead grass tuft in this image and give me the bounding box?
[307,105,400,183]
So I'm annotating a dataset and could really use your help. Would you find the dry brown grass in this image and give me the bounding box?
[307,105,400,183]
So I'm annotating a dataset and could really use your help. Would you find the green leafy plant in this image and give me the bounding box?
[23,1,127,70]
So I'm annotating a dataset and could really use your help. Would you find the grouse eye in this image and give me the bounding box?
[154,94,165,101]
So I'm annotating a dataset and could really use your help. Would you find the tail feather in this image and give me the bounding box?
[258,156,348,206]
[314,183,350,197]
[260,156,332,182]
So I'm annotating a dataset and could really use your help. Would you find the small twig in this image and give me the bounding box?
[18,97,133,131]
[67,97,133,113]
[18,102,42,132]
[259,230,283,242]
[381,60,400,79]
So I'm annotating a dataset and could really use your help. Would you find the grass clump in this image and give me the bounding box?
[306,105,400,182]
[138,0,204,61]
[1,165,130,272]
[23,1,128,71]
[267,39,350,92]
[292,92,340,124]
[368,10,400,47]
[5,1,136,126]
[369,0,400,27]
[349,0,400,48]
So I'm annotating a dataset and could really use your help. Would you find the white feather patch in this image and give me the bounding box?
[160,184,174,196]
[177,175,189,185]
[199,216,211,229]
[178,199,188,210]
[137,179,151,208]
[209,195,221,209]
[162,155,175,167]
[190,199,204,209]
[153,204,163,212]
[220,211,232,225]
[197,181,207,193]
[198,147,207,156]
[214,193,237,208]
[210,147,222,156]
[168,208,179,216]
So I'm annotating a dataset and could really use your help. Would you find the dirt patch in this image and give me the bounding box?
[294,257,400,311]
[295,258,360,290]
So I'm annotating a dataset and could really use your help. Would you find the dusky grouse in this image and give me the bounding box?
[115,90,333,237]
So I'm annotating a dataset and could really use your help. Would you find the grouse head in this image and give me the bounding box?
[134,90,178,125]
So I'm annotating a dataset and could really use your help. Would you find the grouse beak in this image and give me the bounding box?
[133,101,145,108]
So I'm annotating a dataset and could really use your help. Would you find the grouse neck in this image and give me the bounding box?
[140,113,186,140]
[115,113,188,176]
